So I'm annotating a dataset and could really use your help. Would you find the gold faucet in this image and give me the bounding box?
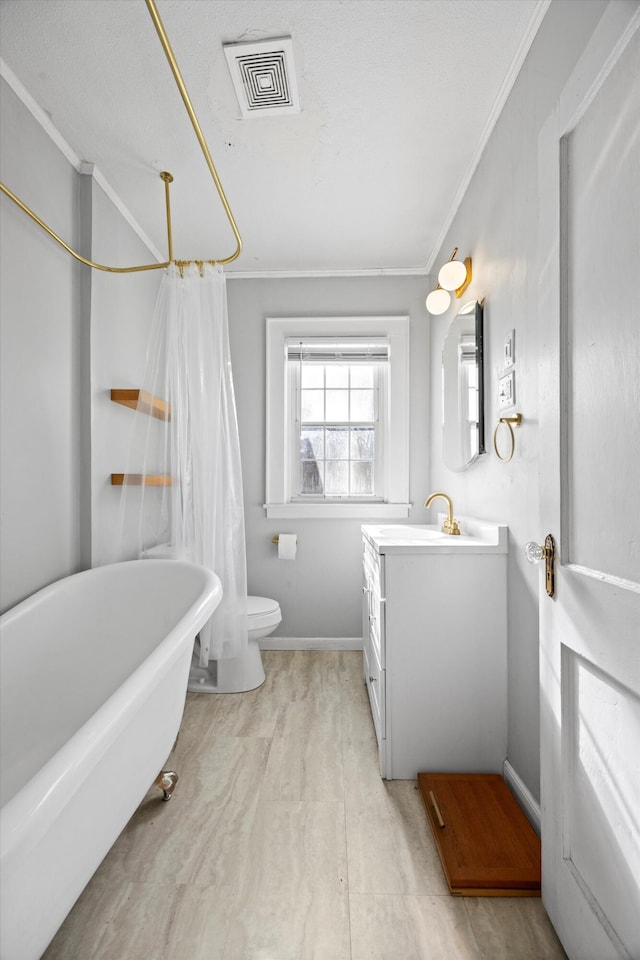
[424,492,460,535]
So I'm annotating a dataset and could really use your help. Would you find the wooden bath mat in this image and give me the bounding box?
[417,772,541,896]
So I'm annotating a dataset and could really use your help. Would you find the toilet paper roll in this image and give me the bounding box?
[277,534,297,560]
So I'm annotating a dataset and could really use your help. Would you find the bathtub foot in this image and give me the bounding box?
[154,770,179,801]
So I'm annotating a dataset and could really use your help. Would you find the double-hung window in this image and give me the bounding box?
[289,338,386,501]
[266,316,410,519]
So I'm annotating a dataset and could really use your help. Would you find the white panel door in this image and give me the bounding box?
[538,6,640,959]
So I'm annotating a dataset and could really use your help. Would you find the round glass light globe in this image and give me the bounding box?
[425,288,451,315]
[438,259,467,291]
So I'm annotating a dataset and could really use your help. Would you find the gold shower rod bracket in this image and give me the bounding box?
[0,0,242,273]
[0,177,171,274]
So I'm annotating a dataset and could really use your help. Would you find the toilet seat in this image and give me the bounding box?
[248,595,281,631]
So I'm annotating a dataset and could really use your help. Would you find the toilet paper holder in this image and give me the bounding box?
[272,534,297,559]
[272,534,297,546]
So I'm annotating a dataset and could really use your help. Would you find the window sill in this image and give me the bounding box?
[264,502,412,520]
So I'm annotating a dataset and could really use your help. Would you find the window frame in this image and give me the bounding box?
[265,316,410,519]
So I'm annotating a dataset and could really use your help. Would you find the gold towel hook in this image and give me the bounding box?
[493,413,522,462]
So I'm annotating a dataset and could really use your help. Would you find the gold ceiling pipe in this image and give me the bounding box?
[0,0,242,272]
[160,171,174,263]
[145,0,242,265]
[0,179,171,273]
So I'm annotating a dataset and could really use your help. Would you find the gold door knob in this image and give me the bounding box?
[525,534,555,598]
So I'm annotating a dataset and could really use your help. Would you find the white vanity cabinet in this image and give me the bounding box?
[361,520,508,779]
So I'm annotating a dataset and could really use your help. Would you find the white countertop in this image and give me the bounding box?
[362,516,508,554]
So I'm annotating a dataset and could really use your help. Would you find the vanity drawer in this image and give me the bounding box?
[363,538,383,590]
[363,539,386,665]
[368,594,384,665]
[365,639,385,743]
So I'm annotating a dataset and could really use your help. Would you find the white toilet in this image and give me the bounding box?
[140,544,281,693]
[187,595,281,694]
[247,595,282,641]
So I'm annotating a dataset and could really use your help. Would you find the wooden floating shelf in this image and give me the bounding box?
[111,474,172,487]
[110,389,171,421]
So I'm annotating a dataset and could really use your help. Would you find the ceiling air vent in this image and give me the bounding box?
[223,38,301,119]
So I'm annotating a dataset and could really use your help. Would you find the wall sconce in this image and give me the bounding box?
[425,285,451,315]
[426,247,472,315]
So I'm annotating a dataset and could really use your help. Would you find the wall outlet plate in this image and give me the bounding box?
[498,370,515,409]
[503,329,515,368]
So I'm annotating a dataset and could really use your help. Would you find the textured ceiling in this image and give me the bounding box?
[0,0,546,274]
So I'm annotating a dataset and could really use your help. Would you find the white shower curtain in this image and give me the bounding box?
[120,262,247,664]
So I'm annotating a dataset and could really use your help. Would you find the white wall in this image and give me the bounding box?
[427,0,608,801]
[0,78,81,611]
[89,180,162,567]
[0,79,162,612]
[227,276,430,639]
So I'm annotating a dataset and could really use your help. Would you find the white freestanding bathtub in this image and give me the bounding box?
[0,559,222,960]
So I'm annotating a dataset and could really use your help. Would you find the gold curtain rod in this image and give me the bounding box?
[0,0,242,273]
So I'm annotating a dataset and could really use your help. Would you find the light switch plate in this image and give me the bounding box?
[498,371,515,409]
[503,329,515,368]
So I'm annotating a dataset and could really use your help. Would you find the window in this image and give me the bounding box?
[289,338,387,501]
[266,317,410,519]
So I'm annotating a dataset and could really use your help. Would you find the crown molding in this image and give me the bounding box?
[225,266,428,280]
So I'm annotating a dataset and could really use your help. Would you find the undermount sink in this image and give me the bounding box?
[374,525,446,540]
[362,519,507,554]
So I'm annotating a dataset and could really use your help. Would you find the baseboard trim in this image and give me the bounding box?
[259,637,362,651]
[503,759,541,835]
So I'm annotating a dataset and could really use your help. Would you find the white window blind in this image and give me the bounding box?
[286,337,390,363]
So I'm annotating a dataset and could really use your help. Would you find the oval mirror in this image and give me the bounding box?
[442,299,485,470]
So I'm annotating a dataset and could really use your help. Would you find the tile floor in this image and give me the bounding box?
[43,651,568,959]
